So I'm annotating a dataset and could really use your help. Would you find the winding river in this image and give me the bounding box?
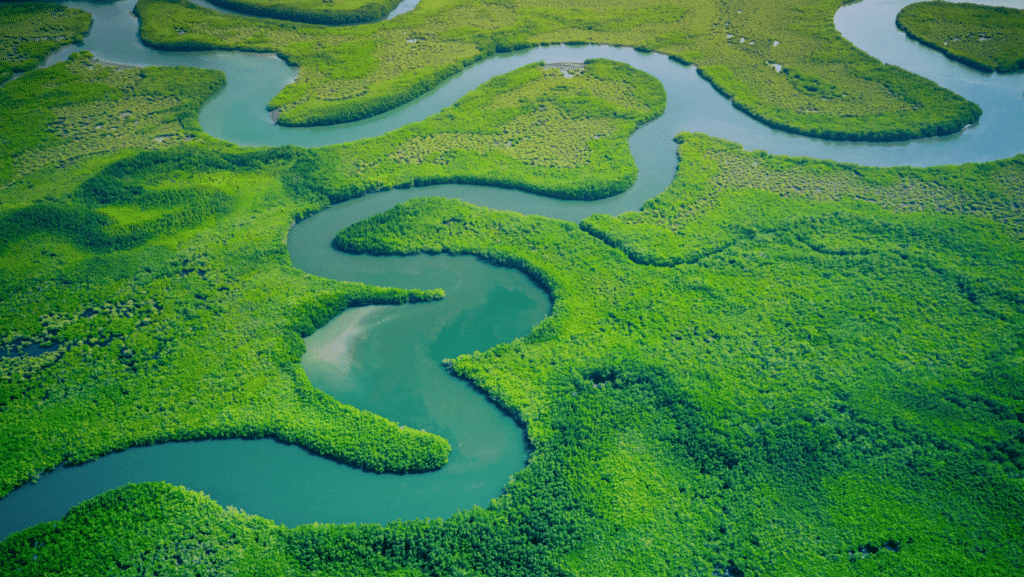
[1,0,1022,540]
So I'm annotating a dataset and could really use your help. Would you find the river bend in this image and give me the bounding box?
[0,0,1021,540]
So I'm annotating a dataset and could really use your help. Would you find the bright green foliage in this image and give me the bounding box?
[330,148,1024,575]
[583,133,1024,266]
[292,59,665,202]
[0,143,452,494]
[0,61,467,496]
[0,58,664,498]
[0,52,225,185]
[6,134,1022,575]
[897,1,1024,73]
[134,0,981,140]
[0,2,91,84]
[134,0,486,126]
[205,0,402,25]
[1,5,1022,572]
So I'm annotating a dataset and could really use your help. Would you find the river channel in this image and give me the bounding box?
[0,0,1021,540]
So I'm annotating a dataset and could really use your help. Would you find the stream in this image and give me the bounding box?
[0,0,1021,540]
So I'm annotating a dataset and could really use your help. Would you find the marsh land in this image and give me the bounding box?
[0,1,1022,576]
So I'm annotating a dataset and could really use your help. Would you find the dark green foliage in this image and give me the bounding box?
[77,145,297,206]
[0,2,91,84]
[897,1,1024,73]
[0,483,294,575]
[205,0,401,26]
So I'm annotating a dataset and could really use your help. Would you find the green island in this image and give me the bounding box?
[298,59,666,202]
[203,0,402,26]
[0,2,91,84]
[2,0,1024,575]
[134,0,981,141]
[897,1,1024,73]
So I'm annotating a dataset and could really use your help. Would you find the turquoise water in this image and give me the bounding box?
[1,0,1022,540]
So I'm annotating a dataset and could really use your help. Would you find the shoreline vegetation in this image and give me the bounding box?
[0,2,92,84]
[0,51,466,498]
[0,56,662,500]
[5,128,1021,575]
[134,0,981,141]
[203,0,402,26]
[896,1,1024,74]
[330,134,1024,575]
[1,3,1023,576]
[298,59,666,204]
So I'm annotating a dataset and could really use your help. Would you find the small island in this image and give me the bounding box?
[897,1,1024,73]
[203,0,403,26]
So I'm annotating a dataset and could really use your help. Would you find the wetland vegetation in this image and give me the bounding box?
[897,1,1024,73]
[1,1,1022,576]
[0,53,666,500]
[203,0,402,25]
[135,0,981,140]
[4,133,1023,575]
[295,59,666,202]
[0,54,458,496]
[0,2,91,84]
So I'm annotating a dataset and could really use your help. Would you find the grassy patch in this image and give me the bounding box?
[0,2,91,84]
[205,0,402,25]
[290,59,665,202]
[897,1,1024,73]
[585,132,1024,267]
[0,51,224,186]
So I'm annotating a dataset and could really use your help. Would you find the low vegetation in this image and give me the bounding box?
[0,51,224,185]
[897,1,1024,73]
[135,0,981,141]
[0,2,91,84]
[204,0,402,26]
[583,132,1024,267]
[292,59,665,203]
